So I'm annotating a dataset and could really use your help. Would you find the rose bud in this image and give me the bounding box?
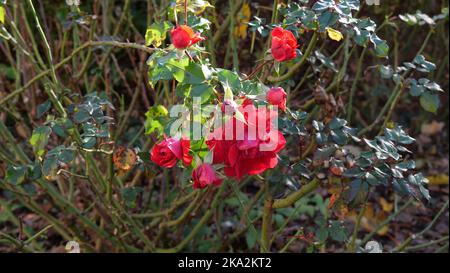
[267,87,287,111]
[170,25,205,49]
[221,99,238,114]
[150,137,193,168]
[192,163,222,189]
[271,27,298,62]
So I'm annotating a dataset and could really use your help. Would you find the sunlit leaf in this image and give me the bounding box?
[326,27,344,41]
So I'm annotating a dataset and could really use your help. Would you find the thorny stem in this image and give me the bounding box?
[27,0,58,85]
[156,182,226,253]
[272,179,320,209]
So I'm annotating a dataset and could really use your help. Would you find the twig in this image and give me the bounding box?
[0,40,154,106]
[393,200,449,252]
[272,179,319,209]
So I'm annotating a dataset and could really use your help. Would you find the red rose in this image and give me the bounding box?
[207,102,286,179]
[150,137,193,168]
[267,87,287,111]
[271,27,298,62]
[192,163,222,189]
[170,25,205,49]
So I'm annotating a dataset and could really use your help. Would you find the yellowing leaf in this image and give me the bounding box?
[386,121,395,129]
[348,205,389,236]
[0,6,5,24]
[176,0,213,15]
[427,175,449,186]
[421,121,445,136]
[145,22,172,48]
[326,27,344,42]
[379,197,393,213]
[233,3,251,39]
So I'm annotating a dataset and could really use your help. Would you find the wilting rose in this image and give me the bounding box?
[267,87,287,111]
[150,137,193,168]
[271,27,298,62]
[192,163,222,189]
[170,25,205,49]
[207,101,286,179]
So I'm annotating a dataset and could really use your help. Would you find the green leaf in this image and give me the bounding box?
[73,107,91,123]
[145,21,172,47]
[370,34,389,58]
[364,172,379,186]
[29,126,52,157]
[317,11,339,32]
[393,179,411,196]
[147,51,189,87]
[172,61,205,85]
[313,145,338,164]
[190,83,214,104]
[328,117,347,130]
[28,163,42,180]
[409,80,425,97]
[315,227,329,242]
[344,167,364,178]
[329,221,347,242]
[145,105,168,135]
[246,229,258,249]
[349,179,362,201]
[424,81,443,92]
[120,187,143,209]
[330,129,348,145]
[6,166,27,185]
[420,92,440,113]
[395,161,416,171]
[312,0,334,12]
[315,50,338,72]
[217,69,242,91]
[42,156,58,178]
[36,100,51,119]
[413,54,436,72]
[379,65,394,79]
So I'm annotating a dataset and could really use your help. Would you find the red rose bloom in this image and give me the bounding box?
[267,87,287,111]
[271,27,298,62]
[192,163,222,189]
[170,25,205,49]
[207,102,286,179]
[150,137,193,168]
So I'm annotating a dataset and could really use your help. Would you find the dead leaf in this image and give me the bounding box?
[379,197,393,213]
[421,120,445,136]
[348,205,389,236]
[113,147,137,172]
[427,175,449,185]
[233,3,251,39]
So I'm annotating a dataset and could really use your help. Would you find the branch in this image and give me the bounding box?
[0,41,154,106]
[272,179,319,209]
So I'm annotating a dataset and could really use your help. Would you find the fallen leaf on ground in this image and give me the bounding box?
[421,120,445,136]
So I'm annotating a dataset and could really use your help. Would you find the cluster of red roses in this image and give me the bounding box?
[150,95,287,189]
[150,25,297,189]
